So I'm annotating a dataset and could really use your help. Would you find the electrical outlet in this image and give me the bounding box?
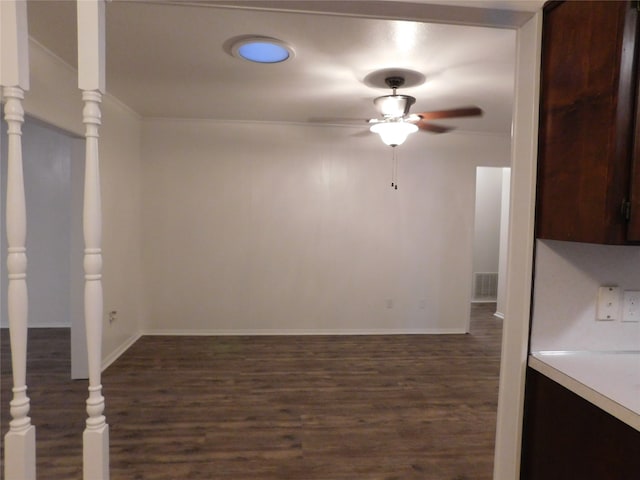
[596,286,620,321]
[386,299,393,309]
[622,291,640,323]
[108,310,118,324]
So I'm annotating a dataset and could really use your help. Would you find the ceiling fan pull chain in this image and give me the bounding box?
[391,147,396,188]
[394,148,399,190]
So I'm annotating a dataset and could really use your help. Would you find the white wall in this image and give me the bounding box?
[3,37,512,355]
[142,119,510,334]
[531,240,640,352]
[97,88,144,366]
[472,167,504,303]
[495,167,511,317]
[13,39,144,366]
[1,116,80,328]
[473,167,503,274]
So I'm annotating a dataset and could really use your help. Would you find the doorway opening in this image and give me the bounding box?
[472,166,511,319]
[0,114,86,379]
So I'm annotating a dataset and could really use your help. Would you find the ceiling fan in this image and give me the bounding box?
[368,76,483,147]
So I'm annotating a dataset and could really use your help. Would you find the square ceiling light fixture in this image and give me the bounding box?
[230,36,294,64]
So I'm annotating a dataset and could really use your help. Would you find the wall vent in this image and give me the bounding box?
[473,272,498,301]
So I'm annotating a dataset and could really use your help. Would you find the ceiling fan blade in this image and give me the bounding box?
[415,121,454,134]
[416,106,483,120]
[307,116,369,125]
[351,129,373,138]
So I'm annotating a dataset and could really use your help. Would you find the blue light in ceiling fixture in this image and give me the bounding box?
[235,39,292,64]
[229,36,294,63]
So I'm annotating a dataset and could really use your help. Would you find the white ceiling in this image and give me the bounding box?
[25,0,541,135]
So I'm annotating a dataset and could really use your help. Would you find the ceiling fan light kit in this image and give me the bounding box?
[369,76,418,147]
[367,74,483,148]
[364,73,483,190]
[370,121,418,147]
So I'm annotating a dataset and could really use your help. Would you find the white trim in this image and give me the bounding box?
[28,38,142,121]
[142,116,513,138]
[101,332,141,372]
[141,328,467,336]
[28,38,77,75]
[168,1,537,28]
[143,116,376,129]
[1,324,71,329]
[29,323,71,328]
[494,311,505,320]
[493,11,542,480]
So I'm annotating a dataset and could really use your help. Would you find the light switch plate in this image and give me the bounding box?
[596,286,620,321]
[622,290,640,323]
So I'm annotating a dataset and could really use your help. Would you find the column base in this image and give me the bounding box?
[83,423,109,480]
[4,425,36,480]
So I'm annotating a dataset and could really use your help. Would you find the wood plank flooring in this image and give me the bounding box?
[1,303,502,480]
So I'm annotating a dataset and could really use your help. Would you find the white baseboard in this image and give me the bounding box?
[141,328,468,336]
[30,323,71,328]
[494,311,505,319]
[101,332,142,372]
[471,299,498,304]
[0,323,71,328]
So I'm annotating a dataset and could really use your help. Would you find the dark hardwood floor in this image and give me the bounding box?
[1,303,502,480]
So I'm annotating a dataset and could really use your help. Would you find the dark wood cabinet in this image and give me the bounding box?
[536,1,640,244]
[521,369,640,480]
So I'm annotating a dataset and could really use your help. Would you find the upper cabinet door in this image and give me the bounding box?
[630,14,640,241]
[536,1,640,245]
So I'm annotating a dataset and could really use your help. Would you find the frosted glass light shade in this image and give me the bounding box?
[370,121,418,146]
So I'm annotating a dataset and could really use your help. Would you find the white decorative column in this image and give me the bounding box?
[1,1,35,479]
[3,86,36,480]
[77,1,109,479]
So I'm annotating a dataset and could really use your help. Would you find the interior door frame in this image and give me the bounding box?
[492,13,541,479]
[13,1,543,476]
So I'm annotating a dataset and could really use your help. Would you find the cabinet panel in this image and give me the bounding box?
[521,368,640,480]
[536,1,638,244]
[630,54,640,240]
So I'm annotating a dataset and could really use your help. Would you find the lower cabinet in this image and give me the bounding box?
[521,368,640,480]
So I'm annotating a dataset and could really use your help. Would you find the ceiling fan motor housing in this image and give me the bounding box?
[374,94,416,118]
[373,75,415,118]
[385,76,406,89]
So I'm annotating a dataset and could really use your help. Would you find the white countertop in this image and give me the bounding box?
[529,351,640,431]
